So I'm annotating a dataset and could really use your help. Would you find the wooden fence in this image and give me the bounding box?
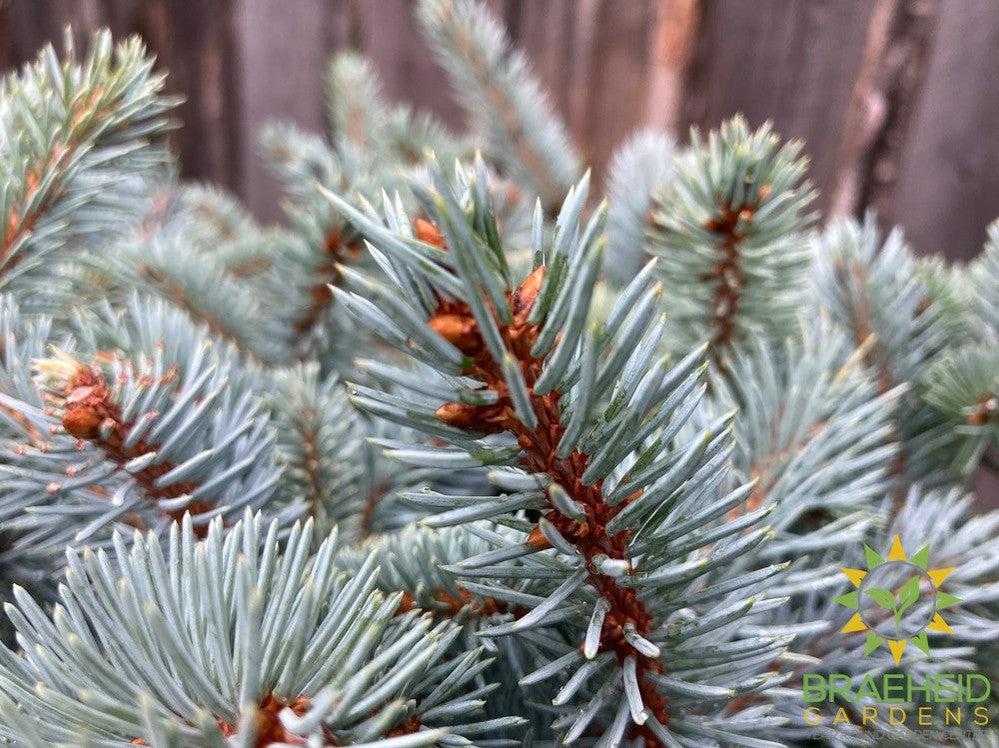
[3,0,998,261]
[3,0,998,502]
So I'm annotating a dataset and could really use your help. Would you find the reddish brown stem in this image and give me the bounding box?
[700,198,763,356]
[429,259,669,740]
[968,395,997,427]
[201,694,332,747]
[835,259,909,511]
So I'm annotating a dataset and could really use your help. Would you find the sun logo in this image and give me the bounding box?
[835,534,960,665]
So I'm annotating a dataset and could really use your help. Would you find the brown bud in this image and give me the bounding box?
[415,218,446,249]
[435,401,508,434]
[436,587,473,612]
[513,266,545,318]
[396,592,416,614]
[527,525,552,549]
[386,715,423,737]
[479,596,507,616]
[322,228,343,254]
[6,211,21,242]
[429,313,481,353]
[436,401,485,429]
[729,482,765,520]
[502,181,521,205]
[621,487,644,507]
[25,169,40,196]
[62,406,102,439]
[286,696,312,716]
[968,396,997,426]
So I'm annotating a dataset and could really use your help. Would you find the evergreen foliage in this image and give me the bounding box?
[0,3,997,746]
[650,118,816,360]
[604,130,674,287]
[0,30,177,311]
[417,0,580,211]
[0,513,522,746]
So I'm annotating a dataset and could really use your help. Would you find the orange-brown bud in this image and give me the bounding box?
[621,487,644,507]
[396,592,416,614]
[729,480,765,520]
[386,715,423,737]
[436,587,473,612]
[478,596,507,616]
[513,266,545,318]
[527,524,552,549]
[63,406,102,439]
[322,228,343,254]
[25,169,40,196]
[435,401,508,434]
[415,218,446,249]
[429,313,481,353]
[968,396,997,426]
[285,696,312,716]
[436,401,485,429]
[5,211,20,244]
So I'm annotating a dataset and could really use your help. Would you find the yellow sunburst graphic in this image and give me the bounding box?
[834,534,960,665]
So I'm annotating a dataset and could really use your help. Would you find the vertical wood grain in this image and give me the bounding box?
[850,0,940,229]
[826,0,901,219]
[235,0,326,220]
[892,0,999,261]
[579,0,655,180]
[501,0,653,182]
[2,0,999,263]
[347,0,465,130]
[644,0,700,136]
[1,0,242,189]
[682,1,877,213]
[136,0,242,190]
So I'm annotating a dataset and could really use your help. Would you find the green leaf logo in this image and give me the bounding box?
[866,576,921,637]
[865,587,896,611]
[837,535,961,664]
[897,575,920,613]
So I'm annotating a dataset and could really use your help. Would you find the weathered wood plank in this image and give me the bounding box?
[3,0,998,266]
[578,0,655,180]
[137,0,242,190]
[892,0,999,261]
[830,0,940,225]
[235,0,326,220]
[496,0,584,133]
[682,1,877,213]
[1,0,134,65]
[496,0,654,182]
[644,0,700,136]
[1,1,996,505]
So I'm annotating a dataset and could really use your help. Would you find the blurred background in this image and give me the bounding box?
[3,0,999,263]
[2,0,997,499]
